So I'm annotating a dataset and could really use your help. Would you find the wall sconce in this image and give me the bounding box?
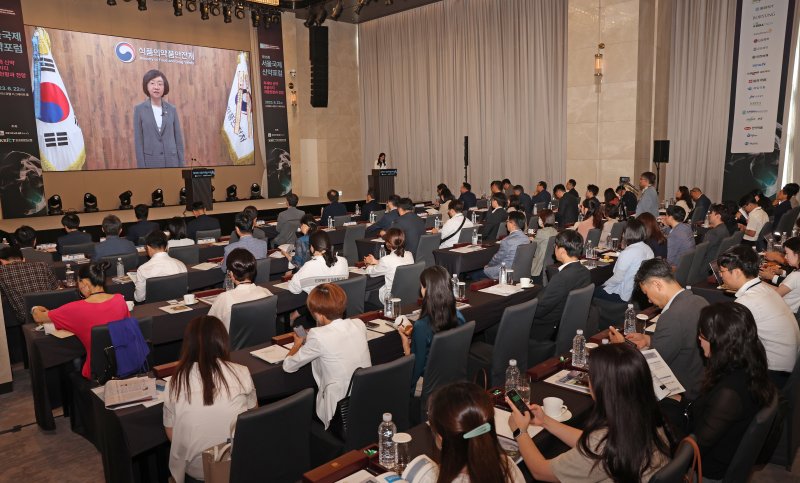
[289,69,297,107]
[594,43,605,78]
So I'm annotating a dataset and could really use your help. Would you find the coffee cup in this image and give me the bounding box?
[519,277,532,288]
[585,342,599,351]
[126,301,135,312]
[183,294,196,305]
[542,397,567,419]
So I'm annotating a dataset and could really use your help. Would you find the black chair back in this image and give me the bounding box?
[392,261,425,306]
[21,248,53,264]
[586,228,602,247]
[554,284,595,355]
[333,275,367,318]
[373,211,385,223]
[649,435,698,483]
[333,215,351,228]
[777,206,800,234]
[674,249,695,287]
[609,220,626,241]
[343,225,367,266]
[497,222,509,239]
[716,232,742,260]
[756,221,774,252]
[420,321,476,410]
[343,356,415,450]
[686,242,709,285]
[510,242,536,282]
[490,298,538,386]
[195,229,221,241]
[416,234,440,268]
[458,226,475,244]
[145,272,188,303]
[101,252,139,276]
[89,317,153,383]
[230,388,314,483]
[24,289,80,324]
[723,393,780,483]
[229,295,278,350]
[254,257,272,284]
[61,242,96,258]
[541,236,557,286]
[168,244,199,266]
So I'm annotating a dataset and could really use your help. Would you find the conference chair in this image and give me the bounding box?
[254,257,272,284]
[333,215,351,228]
[674,249,695,287]
[540,237,557,286]
[416,233,441,268]
[413,321,475,424]
[649,435,698,483]
[24,289,80,325]
[477,199,488,209]
[195,229,221,242]
[497,222,508,239]
[145,272,188,304]
[168,244,199,266]
[229,388,314,483]
[510,242,536,282]
[468,298,537,386]
[333,275,366,318]
[372,210,385,223]
[457,226,476,244]
[529,284,594,366]
[686,242,710,285]
[533,202,547,214]
[229,295,278,350]
[609,220,627,242]
[342,224,366,266]
[756,221,774,252]
[391,262,425,306]
[21,247,53,264]
[60,242,96,258]
[770,358,800,469]
[586,228,602,248]
[101,252,139,276]
[716,231,743,259]
[777,206,800,235]
[424,214,439,229]
[723,393,780,483]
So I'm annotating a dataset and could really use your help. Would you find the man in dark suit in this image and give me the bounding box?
[56,213,92,254]
[617,185,638,216]
[553,184,579,226]
[186,201,221,240]
[321,189,347,226]
[126,204,160,244]
[530,181,552,208]
[367,195,401,237]
[513,185,533,216]
[93,215,138,262]
[360,188,382,222]
[458,182,477,210]
[609,258,708,400]
[689,187,713,225]
[531,231,592,341]
[391,197,426,255]
[566,179,580,201]
[768,183,799,230]
[480,192,508,242]
[701,204,731,269]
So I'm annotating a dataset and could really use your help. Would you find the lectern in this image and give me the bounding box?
[369,169,397,203]
[182,169,215,210]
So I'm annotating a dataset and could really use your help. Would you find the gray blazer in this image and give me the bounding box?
[636,186,659,217]
[275,206,305,246]
[133,100,185,168]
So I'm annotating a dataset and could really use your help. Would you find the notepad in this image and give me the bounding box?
[159,304,193,314]
[480,284,523,296]
[272,281,292,290]
[250,345,290,364]
[451,245,484,253]
[494,407,543,440]
[192,262,220,271]
[43,323,74,338]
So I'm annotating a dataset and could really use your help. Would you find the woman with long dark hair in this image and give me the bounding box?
[574,204,605,240]
[674,186,694,220]
[166,216,194,248]
[163,316,256,483]
[399,266,466,394]
[365,228,414,304]
[508,343,671,482]
[760,236,800,314]
[288,230,348,295]
[637,212,668,259]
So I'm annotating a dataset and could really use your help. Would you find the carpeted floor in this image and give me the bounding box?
[0,363,799,482]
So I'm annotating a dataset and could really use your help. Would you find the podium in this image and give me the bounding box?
[182,169,215,210]
[368,169,397,203]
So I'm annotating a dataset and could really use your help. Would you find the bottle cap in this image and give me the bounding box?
[627,303,633,308]
[576,329,583,335]
[602,338,609,344]
[383,412,392,422]
[509,359,517,366]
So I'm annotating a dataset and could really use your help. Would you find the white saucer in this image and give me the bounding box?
[551,409,572,422]
[182,300,199,306]
[519,283,534,289]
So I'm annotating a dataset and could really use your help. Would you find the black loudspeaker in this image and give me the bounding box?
[309,26,328,108]
[464,136,469,167]
[653,140,670,164]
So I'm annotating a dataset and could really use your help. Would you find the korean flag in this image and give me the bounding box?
[222,52,255,165]
[31,27,86,171]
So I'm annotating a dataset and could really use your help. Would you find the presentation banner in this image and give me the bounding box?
[722,0,795,200]
[258,22,292,198]
[0,0,46,218]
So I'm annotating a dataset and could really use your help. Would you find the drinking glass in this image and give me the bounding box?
[476,233,483,245]
[457,282,466,300]
[390,298,402,317]
[516,378,531,404]
[224,274,234,291]
[394,433,412,473]
[611,238,619,251]
[504,269,514,284]
[378,245,387,259]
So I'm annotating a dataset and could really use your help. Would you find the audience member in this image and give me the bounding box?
[738,193,768,246]
[690,187,712,224]
[502,178,513,197]
[0,246,59,323]
[221,211,268,272]
[701,204,730,268]
[134,231,187,303]
[617,185,638,216]
[437,188,455,223]
[723,200,740,235]
[234,205,267,241]
[283,214,318,270]
[530,210,558,278]
[581,184,600,213]
[530,181,551,207]
[364,228,414,303]
[361,188,381,223]
[553,184,579,226]
[603,187,619,207]
[479,192,508,242]
[513,184,532,215]
[56,213,92,254]
[275,193,305,246]
[595,219,653,303]
[321,189,348,227]
[480,211,528,280]
[763,236,800,314]
[288,231,348,295]
[575,203,603,240]
[186,201,221,240]
[434,200,473,249]
[283,283,371,428]
[392,197,426,255]
[637,212,667,259]
[209,248,273,331]
[674,186,693,221]
[93,215,137,262]
[367,194,401,237]
[458,182,478,211]
[663,205,695,268]
[165,216,195,248]
[490,180,503,195]
[772,183,799,229]
[636,171,659,217]
[506,194,522,213]
[13,224,36,248]
[566,179,579,200]
[126,204,160,243]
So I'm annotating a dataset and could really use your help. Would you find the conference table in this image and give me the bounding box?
[433,243,500,276]
[85,280,541,483]
[33,242,226,269]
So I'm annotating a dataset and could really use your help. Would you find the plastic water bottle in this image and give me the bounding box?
[703,212,710,227]
[328,217,334,229]
[471,230,478,245]
[504,359,520,394]
[65,264,75,287]
[533,204,538,216]
[572,329,586,368]
[452,274,459,298]
[369,211,376,223]
[378,413,397,469]
[499,262,507,284]
[471,211,478,224]
[116,257,124,278]
[378,245,387,259]
[624,304,636,335]
[383,292,394,318]
[355,204,361,216]
[434,217,442,230]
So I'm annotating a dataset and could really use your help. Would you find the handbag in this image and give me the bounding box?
[329,376,356,439]
[678,436,702,483]
[201,441,232,483]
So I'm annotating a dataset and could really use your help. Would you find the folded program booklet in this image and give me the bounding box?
[103,376,156,408]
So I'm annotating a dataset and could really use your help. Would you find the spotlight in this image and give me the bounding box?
[250,183,262,200]
[84,193,98,213]
[48,195,63,216]
[330,0,343,19]
[151,188,165,208]
[210,1,221,16]
[200,1,209,19]
[173,0,183,16]
[251,9,261,27]
[234,1,245,19]
[223,3,232,22]
[355,0,367,15]
[186,0,197,12]
[137,0,147,11]
[226,184,238,202]
[179,187,187,205]
[119,191,133,210]
[107,0,117,5]
[315,6,327,25]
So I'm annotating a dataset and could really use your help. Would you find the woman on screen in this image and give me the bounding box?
[133,69,185,168]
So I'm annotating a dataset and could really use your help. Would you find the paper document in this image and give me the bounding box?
[269,251,286,259]
[366,330,384,341]
[250,345,290,364]
[494,407,543,440]
[159,304,193,314]
[371,238,384,242]
[102,376,157,408]
[544,369,591,394]
[451,245,484,253]
[272,281,292,290]
[198,295,220,305]
[192,262,220,271]
[43,323,74,338]
[426,208,439,215]
[365,319,395,334]
[480,284,523,297]
[349,267,368,275]
[642,348,685,399]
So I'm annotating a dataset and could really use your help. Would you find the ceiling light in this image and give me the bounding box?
[119,191,133,210]
[48,195,63,216]
[107,0,117,5]
[173,0,183,16]
[200,1,210,19]
[235,2,245,19]
[210,0,221,16]
[151,188,165,207]
[84,193,98,213]
[137,0,147,11]
[223,3,232,22]
[330,0,343,19]
[186,0,197,12]
[226,185,238,202]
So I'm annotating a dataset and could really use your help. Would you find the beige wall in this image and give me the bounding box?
[3,0,362,231]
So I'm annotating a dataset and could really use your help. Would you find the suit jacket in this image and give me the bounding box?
[126,220,160,243]
[366,209,399,237]
[458,191,477,211]
[392,212,426,255]
[483,230,529,279]
[133,100,184,168]
[222,235,269,271]
[321,202,347,226]
[360,200,382,222]
[518,192,533,216]
[620,191,638,215]
[772,200,792,230]
[187,214,221,239]
[93,236,137,262]
[691,194,712,224]
[56,231,92,254]
[636,186,659,217]
[531,261,592,340]
[567,188,580,202]
[531,190,552,206]
[651,290,708,400]
[480,208,508,242]
[555,193,579,226]
[702,224,729,268]
[274,206,305,245]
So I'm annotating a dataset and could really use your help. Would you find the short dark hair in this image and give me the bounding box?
[366,187,375,198]
[490,180,502,191]
[448,199,464,213]
[553,184,566,194]
[586,184,599,196]
[502,178,511,185]
[102,215,122,236]
[623,218,647,245]
[191,201,205,212]
[538,181,548,190]
[134,204,149,220]
[739,193,758,208]
[61,213,80,230]
[666,205,686,222]
[784,183,800,198]
[243,205,258,221]
[616,185,627,193]
[397,197,414,211]
[709,203,727,219]
[145,230,168,250]
[226,248,257,282]
[555,230,584,257]
[14,225,36,247]
[0,246,23,261]
[640,172,656,185]
[142,69,170,97]
[491,192,507,207]
[167,216,188,240]
[634,258,675,285]
[513,184,524,193]
[387,194,401,207]
[718,245,760,278]
[567,179,576,186]
[234,212,253,234]
[507,211,526,230]
[285,193,299,207]
[326,189,339,203]
[462,182,472,191]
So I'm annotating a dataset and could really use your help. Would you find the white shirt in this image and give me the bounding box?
[744,207,768,241]
[780,271,800,313]
[366,250,415,301]
[288,255,349,294]
[374,159,388,169]
[558,260,579,272]
[602,241,654,301]
[208,283,274,332]
[152,103,163,130]
[282,318,371,427]
[134,251,187,302]
[403,454,525,483]
[163,362,256,483]
[168,238,195,249]
[439,214,474,249]
[735,278,800,372]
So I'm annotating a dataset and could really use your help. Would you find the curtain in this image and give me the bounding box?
[358,0,567,201]
[666,0,737,202]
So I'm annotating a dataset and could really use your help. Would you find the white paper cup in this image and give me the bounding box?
[542,397,567,419]
[126,301,135,312]
[183,294,196,305]
[585,342,599,350]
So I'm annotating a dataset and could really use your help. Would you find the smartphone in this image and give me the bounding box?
[293,325,307,339]
[506,389,530,415]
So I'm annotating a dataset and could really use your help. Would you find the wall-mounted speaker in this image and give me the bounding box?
[653,140,670,164]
